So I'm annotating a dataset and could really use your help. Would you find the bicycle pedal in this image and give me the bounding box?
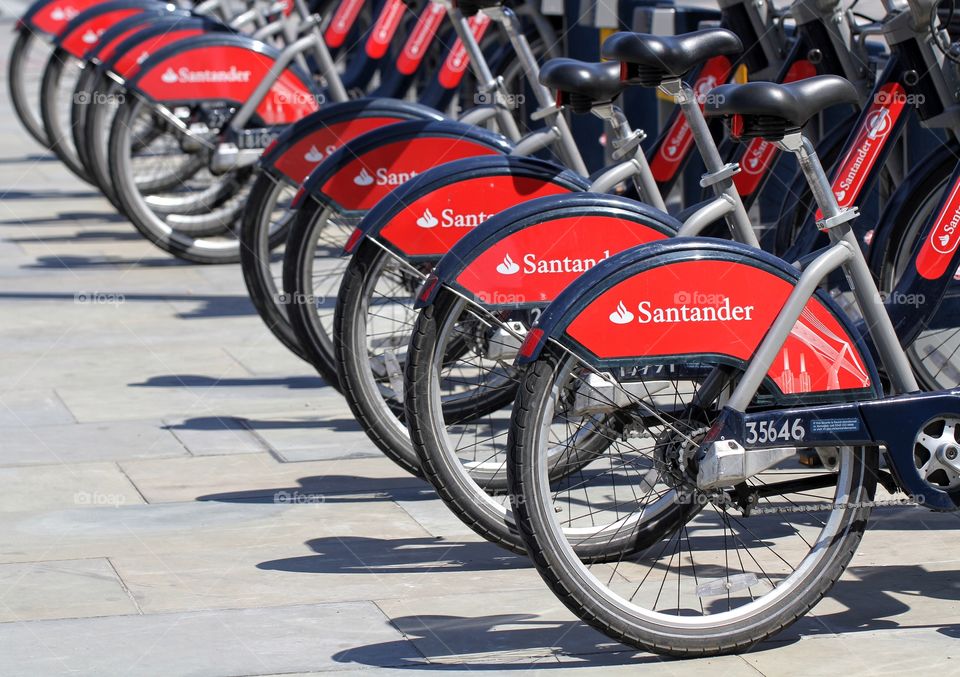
[797,449,823,467]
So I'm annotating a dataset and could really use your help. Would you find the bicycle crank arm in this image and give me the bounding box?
[697,391,960,510]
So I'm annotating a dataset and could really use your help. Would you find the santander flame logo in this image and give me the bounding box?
[865,108,891,140]
[353,168,374,186]
[160,68,178,84]
[693,75,718,102]
[416,209,439,229]
[609,301,634,325]
[51,6,79,21]
[496,254,520,275]
[304,145,324,163]
[81,29,99,44]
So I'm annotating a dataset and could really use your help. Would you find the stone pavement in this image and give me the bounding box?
[1,22,959,677]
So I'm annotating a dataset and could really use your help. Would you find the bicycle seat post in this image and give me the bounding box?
[661,77,756,246]
[777,129,919,394]
[437,1,523,142]
[487,5,588,175]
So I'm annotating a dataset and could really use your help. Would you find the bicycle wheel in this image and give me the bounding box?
[240,173,305,359]
[39,47,94,183]
[508,344,877,656]
[109,96,252,263]
[875,154,960,390]
[81,78,128,210]
[408,289,688,557]
[9,28,53,147]
[406,287,539,551]
[282,193,359,389]
[334,241,429,476]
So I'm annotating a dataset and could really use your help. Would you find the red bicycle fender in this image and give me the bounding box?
[320,135,502,211]
[272,116,409,183]
[566,256,873,396]
[455,214,670,305]
[378,175,575,258]
[132,42,319,124]
[22,0,102,35]
[58,6,143,58]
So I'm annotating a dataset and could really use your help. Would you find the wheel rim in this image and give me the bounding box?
[519,351,869,629]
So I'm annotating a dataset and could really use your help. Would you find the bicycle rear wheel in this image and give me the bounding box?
[108,96,251,263]
[9,29,53,147]
[508,345,877,656]
[240,173,304,358]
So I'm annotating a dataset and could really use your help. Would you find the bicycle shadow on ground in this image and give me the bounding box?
[258,535,528,575]
[166,414,357,433]
[22,254,192,270]
[136,375,325,389]
[332,564,960,669]
[0,290,257,319]
[6,229,142,242]
[196,474,431,504]
[745,563,960,650]
[0,210,130,226]
[331,612,654,670]
[0,188,101,198]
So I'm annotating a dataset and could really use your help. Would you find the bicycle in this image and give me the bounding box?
[505,50,959,658]
[351,1,876,546]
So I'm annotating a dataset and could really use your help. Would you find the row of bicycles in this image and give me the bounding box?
[9,0,960,657]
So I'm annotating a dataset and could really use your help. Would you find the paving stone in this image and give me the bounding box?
[0,463,144,512]
[239,412,382,462]
[743,627,960,676]
[374,588,625,664]
[0,419,186,466]
[0,557,138,622]
[0,602,421,675]
[0,388,75,427]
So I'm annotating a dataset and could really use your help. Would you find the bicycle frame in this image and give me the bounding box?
[690,127,960,509]
[782,0,960,261]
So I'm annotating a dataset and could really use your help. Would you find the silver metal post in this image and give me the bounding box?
[725,241,854,411]
[593,104,666,211]
[494,7,587,175]
[445,5,523,141]
[294,0,349,103]
[724,132,920,411]
[229,33,321,132]
[661,79,757,247]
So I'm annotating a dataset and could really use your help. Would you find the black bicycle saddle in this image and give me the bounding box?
[457,0,505,17]
[704,75,859,136]
[601,28,742,85]
[539,59,624,113]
